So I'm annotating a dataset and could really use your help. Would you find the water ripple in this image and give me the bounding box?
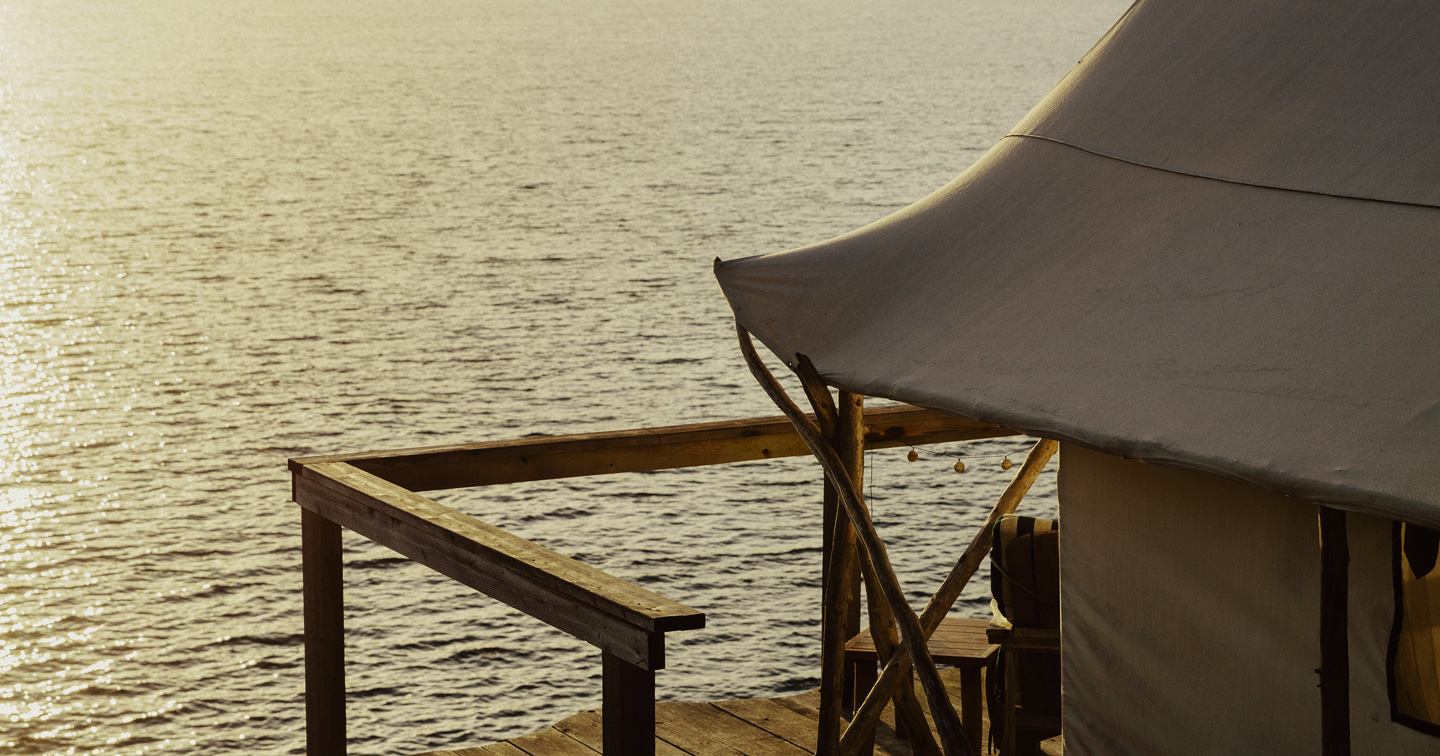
[0,0,1121,753]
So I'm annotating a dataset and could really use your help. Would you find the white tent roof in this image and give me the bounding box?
[715,0,1440,528]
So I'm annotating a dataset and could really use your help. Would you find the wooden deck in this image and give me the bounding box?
[415,667,988,756]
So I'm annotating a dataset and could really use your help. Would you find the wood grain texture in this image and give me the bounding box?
[712,697,820,752]
[552,710,692,756]
[664,702,812,756]
[292,461,703,669]
[836,392,865,651]
[818,392,864,755]
[506,727,599,756]
[289,404,1016,492]
[655,704,753,756]
[844,618,998,667]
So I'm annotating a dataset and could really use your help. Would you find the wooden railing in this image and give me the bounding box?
[289,404,1017,755]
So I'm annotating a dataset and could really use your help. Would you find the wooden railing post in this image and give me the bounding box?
[837,389,865,673]
[603,649,656,755]
[302,508,346,756]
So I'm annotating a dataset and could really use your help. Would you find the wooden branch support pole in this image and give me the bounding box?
[818,478,861,753]
[798,358,936,756]
[857,559,892,723]
[861,574,939,756]
[603,649,656,755]
[836,388,865,705]
[839,437,1057,756]
[813,379,858,755]
[302,508,346,756]
[804,358,867,756]
[736,325,972,756]
[1319,505,1351,756]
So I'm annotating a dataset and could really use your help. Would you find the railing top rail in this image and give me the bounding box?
[289,404,1018,492]
[292,461,703,670]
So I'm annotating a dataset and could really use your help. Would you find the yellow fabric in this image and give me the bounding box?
[1343,514,1440,752]
[1396,524,1440,725]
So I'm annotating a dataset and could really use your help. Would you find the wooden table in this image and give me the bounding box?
[844,616,999,755]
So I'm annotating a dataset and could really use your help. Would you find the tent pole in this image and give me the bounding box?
[1318,505,1351,756]
[804,361,858,756]
[835,388,865,706]
[819,475,861,756]
[736,325,972,756]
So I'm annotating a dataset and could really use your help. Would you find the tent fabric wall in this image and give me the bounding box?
[1059,446,1440,754]
[1058,444,1321,755]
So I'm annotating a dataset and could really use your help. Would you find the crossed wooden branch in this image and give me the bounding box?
[738,324,1057,756]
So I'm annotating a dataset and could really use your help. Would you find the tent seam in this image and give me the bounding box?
[1004,133,1440,211]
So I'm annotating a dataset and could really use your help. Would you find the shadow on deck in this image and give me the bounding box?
[416,667,987,756]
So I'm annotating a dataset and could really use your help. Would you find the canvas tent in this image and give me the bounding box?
[714,0,1440,752]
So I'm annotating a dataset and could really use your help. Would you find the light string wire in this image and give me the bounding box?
[902,443,1018,471]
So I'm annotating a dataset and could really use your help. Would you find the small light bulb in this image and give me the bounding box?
[1000,457,1013,470]
[907,450,919,462]
[953,460,966,473]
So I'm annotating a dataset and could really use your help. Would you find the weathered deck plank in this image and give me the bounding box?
[413,668,988,756]
[507,727,599,756]
[654,707,751,756]
[711,697,820,752]
[666,701,814,756]
[555,710,692,756]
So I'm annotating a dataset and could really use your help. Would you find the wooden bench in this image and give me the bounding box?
[845,616,999,754]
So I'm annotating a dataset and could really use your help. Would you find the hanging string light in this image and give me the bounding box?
[902,444,1025,473]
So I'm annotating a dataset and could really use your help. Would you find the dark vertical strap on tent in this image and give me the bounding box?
[1319,505,1351,756]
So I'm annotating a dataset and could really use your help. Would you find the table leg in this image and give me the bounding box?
[961,666,983,755]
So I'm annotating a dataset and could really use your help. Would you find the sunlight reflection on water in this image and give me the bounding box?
[0,0,1129,753]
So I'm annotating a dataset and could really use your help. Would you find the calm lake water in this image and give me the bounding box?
[1,1,1129,753]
